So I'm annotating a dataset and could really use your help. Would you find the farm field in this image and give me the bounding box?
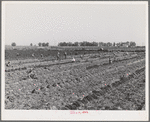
[5,47,145,110]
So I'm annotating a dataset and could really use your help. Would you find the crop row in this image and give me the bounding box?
[61,66,145,110]
[6,58,144,110]
[5,55,144,89]
[5,53,139,72]
[5,51,133,68]
[5,53,145,109]
[5,51,111,71]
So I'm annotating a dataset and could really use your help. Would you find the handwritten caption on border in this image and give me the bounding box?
[70,111,88,114]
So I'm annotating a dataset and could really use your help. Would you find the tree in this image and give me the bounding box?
[120,42,123,46]
[126,41,130,46]
[58,42,67,46]
[80,41,87,46]
[46,42,49,46]
[92,42,98,46]
[107,42,112,47]
[130,42,136,47]
[74,42,79,46]
[99,42,104,47]
[30,43,33,46]
[38,43,42,47]
[116,43,121,47]
[11,42,16,46]
[67,42,73,46]
[103,43,107,46]
[42,43,46,47]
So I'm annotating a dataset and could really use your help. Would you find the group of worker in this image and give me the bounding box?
[14,51,88,60]
[31,52,68,60]
[57,52,77,62]
[6,51,83,67]
[56,52,67,60]
[6,51,131,67]
[15,51,76,60]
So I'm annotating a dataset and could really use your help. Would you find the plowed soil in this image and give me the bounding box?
[5,50,145,110]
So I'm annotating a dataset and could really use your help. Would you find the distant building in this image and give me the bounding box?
[121,43,129,47]
[122,43,129,47]
[114,43,117,47]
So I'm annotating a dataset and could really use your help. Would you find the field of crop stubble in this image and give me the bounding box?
[5,46,145,110]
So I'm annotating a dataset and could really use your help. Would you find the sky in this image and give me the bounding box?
[3,2,147,46]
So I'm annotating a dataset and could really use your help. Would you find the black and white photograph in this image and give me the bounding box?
[1,1,149,121]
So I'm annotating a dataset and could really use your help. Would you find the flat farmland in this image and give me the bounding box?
[5,46,145,110]
[5,45,145,61]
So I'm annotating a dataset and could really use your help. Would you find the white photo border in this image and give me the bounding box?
[1,1,149,121]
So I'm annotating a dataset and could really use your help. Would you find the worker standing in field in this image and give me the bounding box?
[41,54,43,58]
[57,52,60,60]
[72,57,75,62]
[16,53,20,60]
[113,52,116,61]
[80,54,83,60]
[113,56,116,62]
[64,52,67,59]
[109,56,112,64]
[16,53,19,57]
[32,53,35,58]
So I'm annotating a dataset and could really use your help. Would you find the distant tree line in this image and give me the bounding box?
[99,41,136,47]
[10,41,136,47]
[30,42,49,47]
[38,42,49,47]
[58,41,98,46]
[11,42,16,46]
[58,41,136,47]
